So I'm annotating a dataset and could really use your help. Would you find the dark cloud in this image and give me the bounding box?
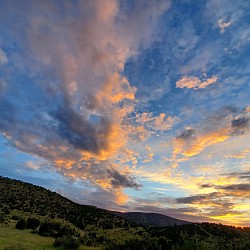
[176,195,207,204]
[175,192,229,205]
[236,172,250,180]
[216,106,239,118]
[201,184,213,188]
[204,105,239,128]
[174,106,250,151]
[107,169,142,189]
[175,192,236,217]
[240,175,250,179]
[201,182,250,192]
[176,128,195,140]
[231,116,249,135]
[220,184,250,191]
[0,99,16,130]
[227,171,250,179]
[51,106,110,154]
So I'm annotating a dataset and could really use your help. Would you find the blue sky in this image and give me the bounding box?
[0,0,250,226]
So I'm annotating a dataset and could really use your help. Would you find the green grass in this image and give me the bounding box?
[0,222,101,250]
[79,247,101,250]
[0,222,55,249]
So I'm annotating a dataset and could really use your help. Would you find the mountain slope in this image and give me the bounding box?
[1,176,250,250]
[0,176,130,230]
[113,211,190,227]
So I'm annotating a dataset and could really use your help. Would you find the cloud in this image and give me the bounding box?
[218,18,231,33]
[231,115,249,135]
[176,128,195,140]
[227,171,250,180]
[173,127,229,158]
[0,0,171,205]
[172,106,250,158]
[221,184,250,192]
[201,183,250,197]
[107,169,142,189]
[50,105,110,154]
[0,80,6,93]
[25,161,40,170]
[176,195,209,204]
[224,149,250,159]
[0,48,8,65]
[175,191,240,219]
[176,75,218,90]
[136,112,179,132]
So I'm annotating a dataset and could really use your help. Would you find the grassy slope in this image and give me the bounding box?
[0,222,54,249]
[0,222,101,250]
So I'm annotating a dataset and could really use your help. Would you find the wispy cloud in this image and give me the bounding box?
[172,106,250,158]
[136,112,179,132]
[218,18,231,33]
[0,48,8,65]
[176,75,218,90]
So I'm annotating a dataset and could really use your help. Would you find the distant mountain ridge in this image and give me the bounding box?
[113,211,190,227]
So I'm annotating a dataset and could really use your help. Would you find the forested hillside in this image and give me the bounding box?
[0,176,130,230]
[113,211,190,227]
[1,176,250,250]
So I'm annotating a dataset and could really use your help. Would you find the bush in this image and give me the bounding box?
[16,218,27,230]
[54,235,80,249]
[26,217,40,229]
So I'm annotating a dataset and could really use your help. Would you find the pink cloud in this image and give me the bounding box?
[176,75,218,89]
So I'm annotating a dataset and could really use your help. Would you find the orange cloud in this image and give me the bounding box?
[113,188,129,205]
[183,129,229,157]
[210,213,247,227]
[176,75,218,89]
[173,128,230,158]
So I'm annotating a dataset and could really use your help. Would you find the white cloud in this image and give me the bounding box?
[136,112,179,132]
[26,161,40,170]
[218,19,231,33]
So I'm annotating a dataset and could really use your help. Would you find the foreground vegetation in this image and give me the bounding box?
[1,176,250,250]
[0,221,55,249]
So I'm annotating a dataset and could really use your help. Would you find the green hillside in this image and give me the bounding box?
[0,176,130,231]
[1,176,250,250]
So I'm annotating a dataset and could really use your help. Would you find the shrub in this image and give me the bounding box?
[54,235,80,249]
[16,218,27,230]
[26,217,40,229]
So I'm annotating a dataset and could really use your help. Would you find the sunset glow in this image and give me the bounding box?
[0,0,249,226]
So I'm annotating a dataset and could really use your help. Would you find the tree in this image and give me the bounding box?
[26,217,40,229]
[54,235,80,249]
[16,218,27,230]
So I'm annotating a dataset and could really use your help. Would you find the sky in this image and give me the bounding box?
[0,0,250,227]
